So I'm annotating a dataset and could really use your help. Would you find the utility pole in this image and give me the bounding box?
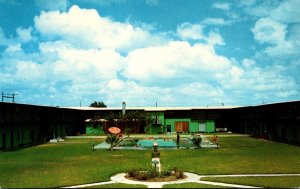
[2,92,18,102]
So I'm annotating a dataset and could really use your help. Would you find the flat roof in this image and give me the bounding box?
[65,106,239,111]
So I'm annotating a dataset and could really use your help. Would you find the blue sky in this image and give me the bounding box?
[0,0,300,107]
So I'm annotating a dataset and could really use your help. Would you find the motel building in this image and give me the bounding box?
[1,101,300,151]
[83,106,234,135]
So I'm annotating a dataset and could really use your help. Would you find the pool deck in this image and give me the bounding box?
[94,140,218,150]
[66,133,249,139]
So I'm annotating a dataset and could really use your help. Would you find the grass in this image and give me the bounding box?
[201,176,300,188]
[163,182,229,188]
[160,136,300,175]
[0,141,149,188]
[87,183,146,188]
[0,135,299,188]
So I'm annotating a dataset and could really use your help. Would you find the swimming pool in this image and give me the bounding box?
[94,136,216,150]
[136,139,177,148]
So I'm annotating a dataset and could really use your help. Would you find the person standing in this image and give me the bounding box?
[212,134,217,144]
[176,132,180,148]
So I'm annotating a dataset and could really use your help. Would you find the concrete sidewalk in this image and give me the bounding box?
[61,172,300,188]
[109,172,261,188]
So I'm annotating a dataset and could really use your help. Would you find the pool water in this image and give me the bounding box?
[136,139,177,148]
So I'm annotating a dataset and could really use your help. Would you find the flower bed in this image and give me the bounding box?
[125,167,186,182]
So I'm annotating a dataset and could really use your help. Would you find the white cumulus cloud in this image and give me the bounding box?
[270,0,300,24]
[16,27,34,43]
[213,2,231,10]
[39,41,125,83]
[123,41,231,81]
[177,23,204,40]
[201,18,231,26]
[177,23,225,45]
[34,5,165,51]
[252,16,300,57]
[252,17,286,44]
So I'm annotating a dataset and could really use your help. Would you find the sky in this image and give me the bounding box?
[0,0,300,107]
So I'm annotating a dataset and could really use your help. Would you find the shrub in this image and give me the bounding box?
[147,166,159,178]
[172,167,184,179]
[127,168,142,177]
[191,135,202,148]
[126,166,184,181]
[136,171,148,180]
[118,139,137,146]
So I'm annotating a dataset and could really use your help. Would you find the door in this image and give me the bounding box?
[10,132,14,148]
[175,122,189,132]
[167,125,171,132]
[199,122,206,132]
[2,133,6,149]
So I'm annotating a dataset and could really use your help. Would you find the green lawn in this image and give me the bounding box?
[0,135,299,188]
[201,176,300,188]
[88,183,146,188]
[163,182,229,188]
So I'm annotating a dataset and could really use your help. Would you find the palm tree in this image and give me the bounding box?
[105,134,122,151]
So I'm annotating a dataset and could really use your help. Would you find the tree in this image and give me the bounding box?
[93,110,153,134]
[89,101,107,107]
